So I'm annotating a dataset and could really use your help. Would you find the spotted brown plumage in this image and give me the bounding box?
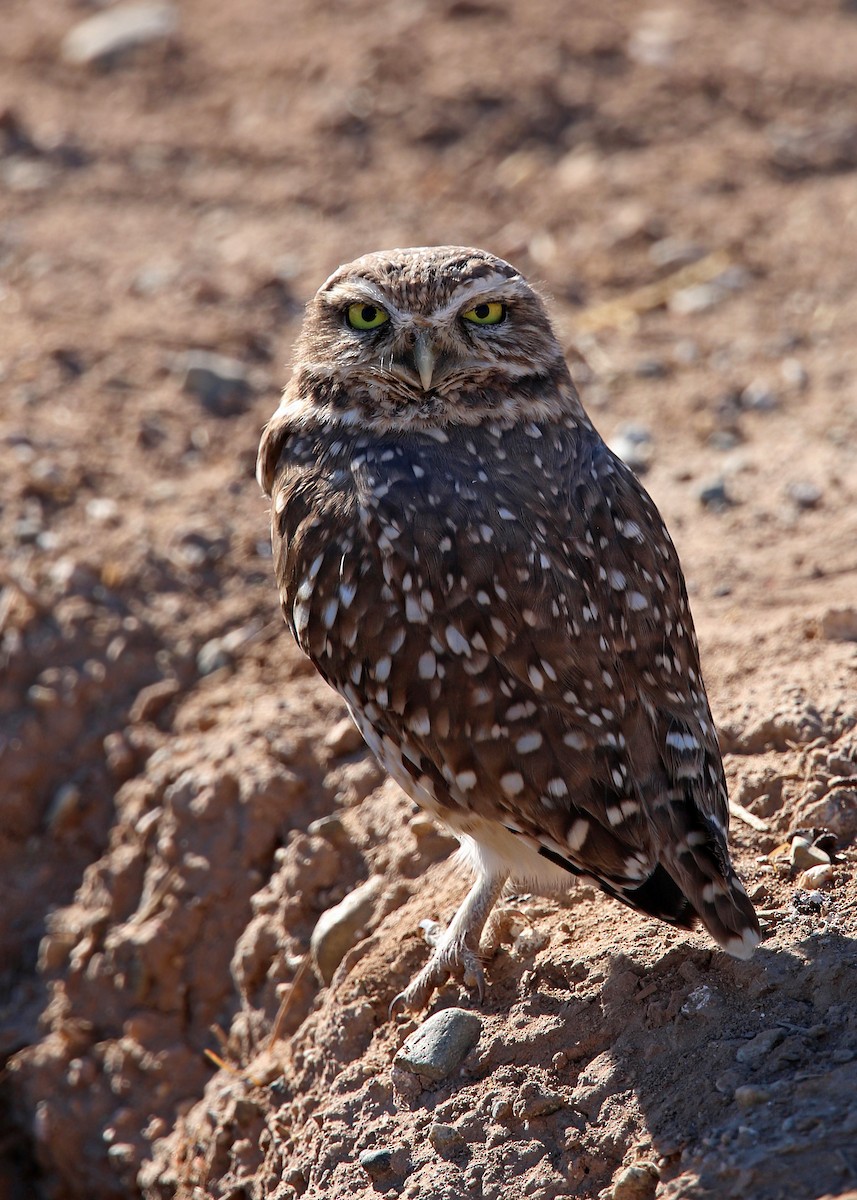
[258,246,761,1009]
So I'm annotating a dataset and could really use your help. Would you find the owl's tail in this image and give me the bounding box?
[658,815,762,960]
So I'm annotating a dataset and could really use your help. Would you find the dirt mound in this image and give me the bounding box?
[2,1,856,1198]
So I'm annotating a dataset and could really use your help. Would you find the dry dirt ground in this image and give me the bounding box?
[2,1,857,1198]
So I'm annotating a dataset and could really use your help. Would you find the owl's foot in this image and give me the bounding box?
[390,871,508,1015]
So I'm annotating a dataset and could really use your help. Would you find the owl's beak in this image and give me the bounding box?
[412,330,437,392]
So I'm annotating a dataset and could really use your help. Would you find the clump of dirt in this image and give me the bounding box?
[2,1,856,1198]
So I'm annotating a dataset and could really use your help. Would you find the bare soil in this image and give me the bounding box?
[2,2,857,1198]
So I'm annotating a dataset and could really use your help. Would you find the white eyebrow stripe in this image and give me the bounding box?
[323,280,400,312]
[321,269,519,323]
[430,273,520,321]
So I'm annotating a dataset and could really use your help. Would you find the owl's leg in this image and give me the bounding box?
[391,871,508,1013]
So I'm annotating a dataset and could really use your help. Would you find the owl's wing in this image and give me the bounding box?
[344,425,757,955]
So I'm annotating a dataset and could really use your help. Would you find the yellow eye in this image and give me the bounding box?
[462,301,506,326]
[347,303,389,330]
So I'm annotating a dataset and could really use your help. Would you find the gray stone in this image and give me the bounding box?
[787,480,823,510]
[735,1028,784,1064]
[741,380,779,411]
[393,1007,482,1083]
[310,876,381,985]
[179,351,253,417]
[611,1163,659,1200]
[196,638,231,676]
[780,358,809,390]
[513,1080,564,1120]
[358,1148,393,1178]
[734,1084,771,1108]
[324,717,365,757]
[62,3,178,66]
[608,424,654,474]
[819,607,857,643]
[697,478,732,510]
[427,1122,464,1153]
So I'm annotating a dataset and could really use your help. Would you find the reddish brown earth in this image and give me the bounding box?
[2,2,857,1198]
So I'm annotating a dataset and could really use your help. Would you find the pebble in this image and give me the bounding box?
[797,864,834,889]
[789,836,830,871]
[735,1028,784,1064]
[818,608,857,643]
[427,1122,464,1153]
[358,1148,393,1178]
[179,351,253,417]
[46,783,82,835]
[608,424,654,474]
[697,478,732,510]
[513,1081,564,1120]
[196,638,231,676]
[393,1007,482,1084]
[610,1162,660,1200]
[787,481,823,510]
[310,875,381,985]
[740,380,779,411]
[634,358,668,379]
[669,283,723,315]
[649,238,705,268]
[324,717,365,757]
[780,358,809,390]
[62,2,178,66]
[734,1085,770,1108]
[306,815,349,846]
[129,678,180,724]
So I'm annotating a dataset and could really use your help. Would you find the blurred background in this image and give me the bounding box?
[2,2,857,1198]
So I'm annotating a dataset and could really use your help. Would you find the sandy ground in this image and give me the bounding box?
[1,1,857,1197]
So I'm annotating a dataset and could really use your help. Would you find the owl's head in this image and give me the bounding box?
[288,246,576,429]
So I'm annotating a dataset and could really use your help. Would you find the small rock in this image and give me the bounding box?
[358,1148,393,1179]
[789,836,830,871]
[819,608,857,643]
[669,283,723,315]
[635,358,668,379]
[714,1069,743,1095]
[179,351,253,417]
[196,638,231,675]
[787,481,823,510]
[674,338,699,364]
[62,2,178,66]
[310,876,381,985]
[697,478,732,510]
[649,238,705,268]
[46,784,82,835]
[608,424,654,474]
[734,1085,770,1108]
[512,925,550,957]
[86,497,120,524]
[306,814,348,845]
[490,1098,512,1120]
[797,863,834,889]
[611,1162,660,1200]
[324,717,365,757]
[681,984,713,1015]
[129,678,180,724]
[393,1007,482,1084]
[735,1028,784,1064]
[740,380,779,411]
[780,358,809,390]
[513,1081,564,1120]
[427,1123,463,1153]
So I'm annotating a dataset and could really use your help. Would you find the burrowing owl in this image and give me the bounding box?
[258,246,760,1009]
